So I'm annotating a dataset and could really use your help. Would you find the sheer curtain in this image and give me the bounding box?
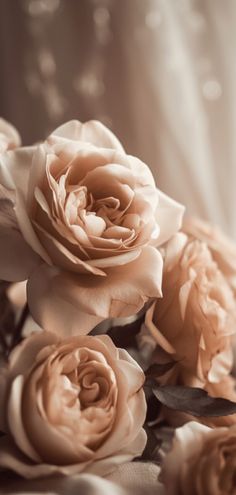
[0,0,236,236]
[118,0,236,237]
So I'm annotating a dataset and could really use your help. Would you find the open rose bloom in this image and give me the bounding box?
[2,118,236,494]
[0,332,146,478]
[0,120,184,334]
[143,231,236,390]
[161,421,236,495]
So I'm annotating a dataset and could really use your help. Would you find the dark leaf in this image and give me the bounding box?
[141,424,163,462]
[153,385,236,417]
[146,394,163,422]
[145,361,176,379]
[107,315,145,348]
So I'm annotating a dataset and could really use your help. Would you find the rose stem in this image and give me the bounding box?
[10,303,29,351]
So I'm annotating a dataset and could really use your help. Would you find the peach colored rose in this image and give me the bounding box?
[184,217,236,296]
[0,118,21,153]
[143,232,236,387]
[160,421,236,495]
[0,331,147,478]
[0,120,184,335]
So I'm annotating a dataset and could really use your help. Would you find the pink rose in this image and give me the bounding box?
[0,120,184,334]
[184,217,236,296]
[143,232,236,387]
[160,421,236,495]
[0,331,146,478]
[0,118,21,153]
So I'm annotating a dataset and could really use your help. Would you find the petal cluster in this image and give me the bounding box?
[0,331,146,478]
[0,120,184,334]
[143,231,236,387]
[161,421,236,495]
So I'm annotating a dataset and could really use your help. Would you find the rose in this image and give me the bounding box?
[0,120,184,334]
[0,118,21,153]
[184,217,236,296]
[160,421,236,495]
[0,331,147,478]
[143,232,236,387]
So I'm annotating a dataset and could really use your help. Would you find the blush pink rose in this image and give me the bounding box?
[0,120,184,335]
[160,421,236,495]
[0,331,146,478]
[0,118,21,153]
[143,232,236,387]
[184,217,236,296]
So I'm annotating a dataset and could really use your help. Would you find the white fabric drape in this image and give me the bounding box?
[118,0,236,238]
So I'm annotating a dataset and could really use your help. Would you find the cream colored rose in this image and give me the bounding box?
[144,232,236,387]
[0,118,21,153]
[0,331,146,478]
[184,217,236,296]
[0,120,184,335]
[160,421,236,495]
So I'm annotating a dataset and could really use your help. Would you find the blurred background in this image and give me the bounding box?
[1,0,236,237]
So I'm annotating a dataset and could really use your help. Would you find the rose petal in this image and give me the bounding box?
[88,429,147,477]
[9,331,58,376]
[8,375,42,462]
[155,190,185,247]
[95,385,146,462]
[15,191,52,264]
[0,436,91,478]
[116,348,145,395]
[0,431,145,479]
[27,247,163,335]
[34,223,105,276]
[52,120,125,153]
[27,271,104,335]
[0,187,41,280]
[160,422,214,495]
[0,118,21,152]
[208,347,234,383]
[27,145,47,211]
[87,249,141,269]
[0,147,34,198]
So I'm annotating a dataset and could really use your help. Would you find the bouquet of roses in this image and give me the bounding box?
[0,117,236,494]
